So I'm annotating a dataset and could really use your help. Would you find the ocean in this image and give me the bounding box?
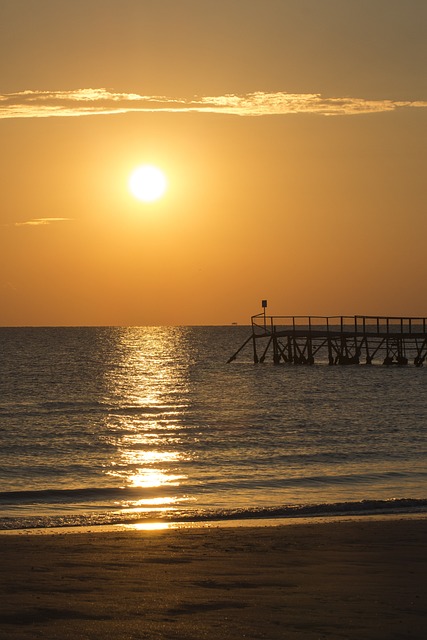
[1,326,426,531]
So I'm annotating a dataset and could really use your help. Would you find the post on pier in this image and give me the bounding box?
[262,299,268,331]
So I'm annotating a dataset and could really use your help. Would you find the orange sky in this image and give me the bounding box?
[1,1,426,326]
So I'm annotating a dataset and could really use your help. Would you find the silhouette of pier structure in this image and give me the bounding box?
[228,311,427,367]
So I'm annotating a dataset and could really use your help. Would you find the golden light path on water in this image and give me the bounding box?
[102,328,194,522]
[128,522,171,531]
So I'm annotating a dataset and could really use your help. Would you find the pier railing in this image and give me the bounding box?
[228,314,427,366]
[251,314,427,337]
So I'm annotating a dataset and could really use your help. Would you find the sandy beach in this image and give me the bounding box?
[1,518,426,639]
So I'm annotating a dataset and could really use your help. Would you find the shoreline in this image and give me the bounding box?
[1,509,427,536]
[1,517,426,639]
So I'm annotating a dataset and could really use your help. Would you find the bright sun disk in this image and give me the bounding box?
[129,165,167,202]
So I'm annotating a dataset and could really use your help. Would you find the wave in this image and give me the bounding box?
[0,485,162,506]
[2,467,427,507]
[0,401,185,418]
[200,498,427,521]
[1,497,426,531]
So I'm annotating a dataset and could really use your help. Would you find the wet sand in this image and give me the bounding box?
[1,518,426,639]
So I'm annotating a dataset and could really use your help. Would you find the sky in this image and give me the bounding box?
[1,0,426,326]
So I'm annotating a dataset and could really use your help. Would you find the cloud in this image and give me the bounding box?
[0,88,426,119]
[14,217,73,227]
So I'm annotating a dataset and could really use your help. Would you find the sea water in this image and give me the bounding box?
[0,326,426,530]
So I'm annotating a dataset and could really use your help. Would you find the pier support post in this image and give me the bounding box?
[327,337,334,365]
[252,334,259,364]
[272,329,281,365]
[287,336,293,364]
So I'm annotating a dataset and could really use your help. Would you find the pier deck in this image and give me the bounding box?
[228,314,427,366]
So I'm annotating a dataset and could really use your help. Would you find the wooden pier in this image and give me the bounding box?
[228,312,427,367]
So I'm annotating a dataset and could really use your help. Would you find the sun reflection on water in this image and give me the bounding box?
[119,495,192,515]
[101,328,194,516]
[123,450,182,465]
[128,471,184,488]
[105,327,191,410]
[125,522,171,531]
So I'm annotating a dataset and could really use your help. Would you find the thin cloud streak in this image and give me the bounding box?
[14,218,73,227]
[1,89,426,119]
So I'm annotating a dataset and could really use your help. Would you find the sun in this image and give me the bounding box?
[129,165,167,202]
